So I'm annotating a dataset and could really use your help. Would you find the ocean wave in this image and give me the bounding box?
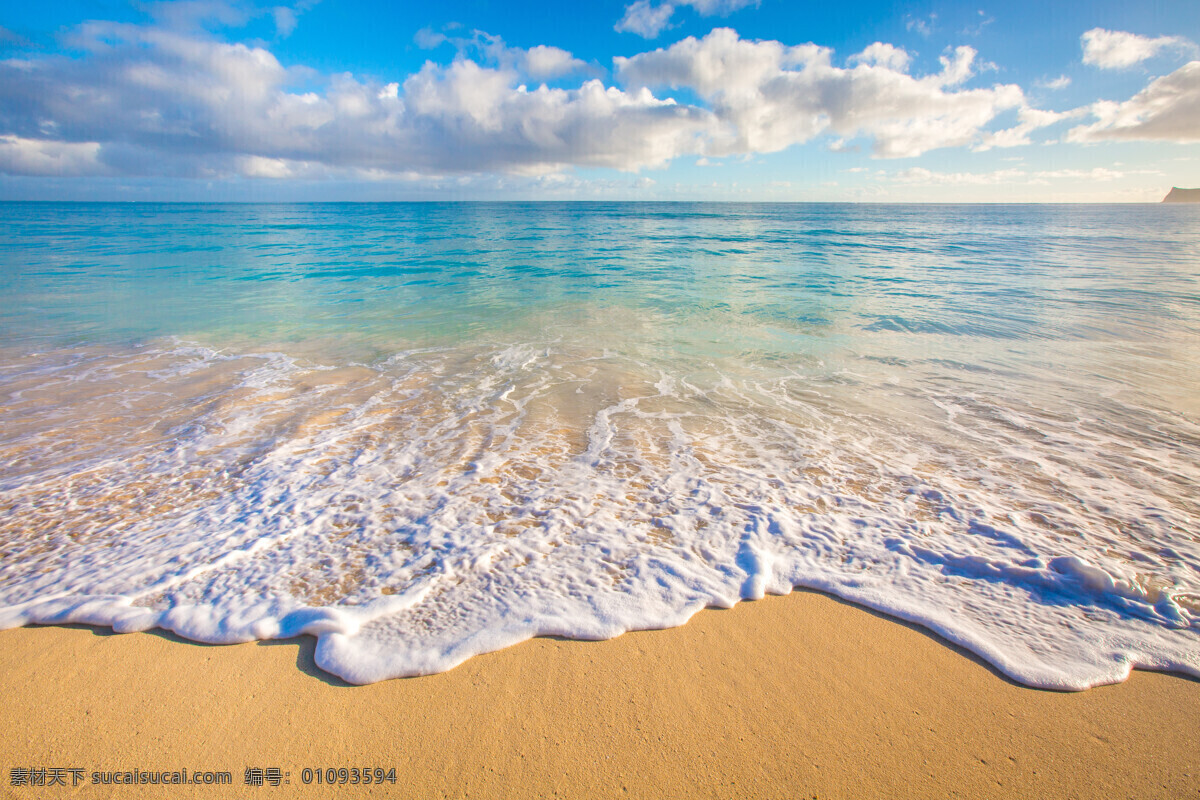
[1,338,1196,688]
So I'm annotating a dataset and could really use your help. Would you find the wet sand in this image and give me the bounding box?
[1,588,1197,799]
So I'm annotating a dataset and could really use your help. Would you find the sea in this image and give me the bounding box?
[0,201,1197,688]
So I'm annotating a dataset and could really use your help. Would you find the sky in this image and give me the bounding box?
[0,0,1197,201]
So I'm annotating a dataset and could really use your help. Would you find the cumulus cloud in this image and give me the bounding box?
[615,0,758,39]
[1067,61,1200,143]
[0,19,1063,182]
[616,29,1023,158]
[849,42,911,71]
[1081,28,1191,69]
[400,60,710,172]
[518,45,589,80]
[0,23,710,178]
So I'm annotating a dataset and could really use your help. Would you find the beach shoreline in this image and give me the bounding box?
[2,588,1196,799]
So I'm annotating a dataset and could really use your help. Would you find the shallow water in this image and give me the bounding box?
[1,202,1198,687]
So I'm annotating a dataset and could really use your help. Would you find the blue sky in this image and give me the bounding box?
[1,0,1197,200]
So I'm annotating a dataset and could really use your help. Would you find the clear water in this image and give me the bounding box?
[1,202,1198,687]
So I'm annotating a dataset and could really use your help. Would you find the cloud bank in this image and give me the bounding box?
[0,17,1196,183]
[0,23,710,178]
[616,30,1022,158]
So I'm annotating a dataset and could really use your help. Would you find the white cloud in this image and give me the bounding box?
[616,29,1023,158]
[519,45,588,80]
[0,25,712,178]
[415,30,590,80]
[849,42,911,71]
[0,135,107,176]
[238,154,300,178]
[0,19,1069,184]
[615,0,677,38]
[976,105,1083,150]
[892,166,1027,185]
[1036,75,1071,90]
[889,166,1126,186]
[615,0,758,39]
[936,45,977,86]
[1067,61,1200,143]
[1081,28,1190,69]
[1032,167,1124,181]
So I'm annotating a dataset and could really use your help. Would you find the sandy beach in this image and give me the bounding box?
[1,589,1196,799]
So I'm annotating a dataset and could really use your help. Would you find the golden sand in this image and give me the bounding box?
[1,589,1196,799]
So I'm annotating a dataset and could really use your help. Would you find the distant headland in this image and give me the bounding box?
[1162,187,1200,203]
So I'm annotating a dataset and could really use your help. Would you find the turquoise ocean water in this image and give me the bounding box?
[1,202,1197,687]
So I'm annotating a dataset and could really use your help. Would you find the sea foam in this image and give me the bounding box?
[0,337,1196,688]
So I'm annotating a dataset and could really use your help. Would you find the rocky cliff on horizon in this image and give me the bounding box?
[1163,187,1200,203]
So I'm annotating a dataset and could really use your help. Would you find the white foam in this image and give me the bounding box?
[0,339,1197,688]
